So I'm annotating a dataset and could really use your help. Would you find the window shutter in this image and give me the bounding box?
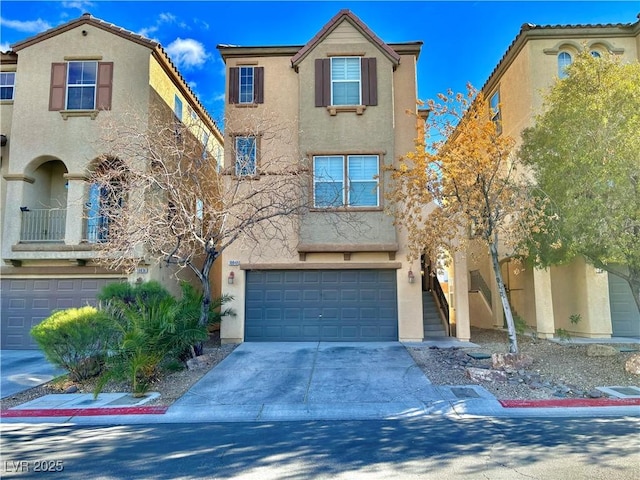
[96,62,113,110]
[361,57,377,106]
[254,66,264,104]
[229,67,239,104]
[315,58,330,107]
[49,63,67,111]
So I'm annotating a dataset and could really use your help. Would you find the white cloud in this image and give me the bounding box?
[62,1,95,12]
[0,17,51,33]
[138,12,179,40]
[214,93,226,102]
[166,38,209,69]
[1,42,11,52]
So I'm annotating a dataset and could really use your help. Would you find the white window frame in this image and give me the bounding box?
[174,95,183,121]
[0,72,16,101]
[558,51,572,79]
[66,61,97,110]
[313,154,380,208]
[330,57,361,106]
[235,136,257,176]
[490,90,502,135]
[239,66,254,104]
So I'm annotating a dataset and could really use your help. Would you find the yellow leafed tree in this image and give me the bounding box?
[387,84,547,353]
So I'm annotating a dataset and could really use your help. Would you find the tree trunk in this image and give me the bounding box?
[193,249,216,357]
[489,241,519,354]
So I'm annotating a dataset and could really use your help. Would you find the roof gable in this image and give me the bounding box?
[291,9,401,67]
[10,13,158,52]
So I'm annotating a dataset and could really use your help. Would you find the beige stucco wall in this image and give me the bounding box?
[220,21,425,343]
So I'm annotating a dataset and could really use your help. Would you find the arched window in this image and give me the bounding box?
[558,52,572,79]
[590,50,601,58]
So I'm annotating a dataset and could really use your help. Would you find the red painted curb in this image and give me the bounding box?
[0,406,168,417]
[500,398,640,408]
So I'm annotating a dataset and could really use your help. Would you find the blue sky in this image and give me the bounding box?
[1,1,638,121]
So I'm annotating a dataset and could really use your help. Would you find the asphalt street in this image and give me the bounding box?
[2,416,639,479]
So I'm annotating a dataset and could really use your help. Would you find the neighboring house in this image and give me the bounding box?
[0,14,223,349]
[466,16,640,339]
[217,10,449,343]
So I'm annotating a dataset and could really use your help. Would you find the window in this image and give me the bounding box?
[315,57,377,107]
[235,136,257,176]
[86,182,123,243]
[229,66,264,104]
[202,132,209,159]
[590,50,601,58]
[313,155,379,208]
[174,95,183,121]
[331,57,361,105]
[49,61,113,111]
[490,91,502,135]
[1,72,15,100]
[558,52,572,79]
[239,67,254,104]
[67,61,97,109]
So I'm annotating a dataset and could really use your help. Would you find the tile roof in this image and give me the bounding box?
[290,9,401,67]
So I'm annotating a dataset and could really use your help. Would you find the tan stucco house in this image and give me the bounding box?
[466,16,640,339]
[0,14,223,349]
[216,10,459,344]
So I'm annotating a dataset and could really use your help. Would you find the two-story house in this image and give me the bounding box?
[0,14,223,349]
[216,10,457,344]
[466,16,640,339]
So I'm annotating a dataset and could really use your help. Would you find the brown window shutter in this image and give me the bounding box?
[254,66,264,104]
[96,62,113,110]
[315,58,330,107]
[49,63,67,111]
[362,57,377,106]
[229,67,239,104]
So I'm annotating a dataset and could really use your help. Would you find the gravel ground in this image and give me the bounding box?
[2,328,638,409]
[409,327,640,400]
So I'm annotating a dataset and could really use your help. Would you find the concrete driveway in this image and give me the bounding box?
[1,350,65,399]
[169,342,497,421]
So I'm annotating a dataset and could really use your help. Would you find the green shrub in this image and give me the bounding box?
[98,280,172,308]
[95,294,209,397]
[30,306,112,381]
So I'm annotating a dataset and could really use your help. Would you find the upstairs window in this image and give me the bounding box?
[315,57,377,107]
[49,61,113,111]
[229,66,264,104]
[490,90,502,135]
[331,57,361,105]
[313,154,379,208]
[0,72,16,100]
[67,61,97,109]
[558,52,572,79]
[235,136,257,176]
[174,95,183,121]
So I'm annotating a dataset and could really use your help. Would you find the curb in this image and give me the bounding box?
[0,406,168,418]
[500,398,640,408]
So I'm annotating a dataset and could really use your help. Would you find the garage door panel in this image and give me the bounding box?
[609,273,640,337]
[245,269,398,342]
[1,277,120,349]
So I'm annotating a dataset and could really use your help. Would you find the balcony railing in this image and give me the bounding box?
[20,208,66,242]
[83,216,111,243]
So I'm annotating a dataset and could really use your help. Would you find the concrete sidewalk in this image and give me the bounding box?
[1,350,65,399]
[2,341,640,424]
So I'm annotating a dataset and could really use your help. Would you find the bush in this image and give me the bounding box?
[97,280,172,307]
[95,289,210,397]
[30,306,112,381]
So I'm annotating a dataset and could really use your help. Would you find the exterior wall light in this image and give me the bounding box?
[408,269,415,284]
[228,271,235,284]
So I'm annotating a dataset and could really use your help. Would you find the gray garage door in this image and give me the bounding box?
[1,277,120,349]
[245,269,398,341]
[608,273,640,337]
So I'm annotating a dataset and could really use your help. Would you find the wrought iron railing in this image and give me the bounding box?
[19,208,66,242]
[432,275,450,326]
[470,269,492,308]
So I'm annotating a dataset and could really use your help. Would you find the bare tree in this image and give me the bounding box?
[89,103,308,355]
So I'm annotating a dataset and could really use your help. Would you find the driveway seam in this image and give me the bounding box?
[302,342,320,405]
